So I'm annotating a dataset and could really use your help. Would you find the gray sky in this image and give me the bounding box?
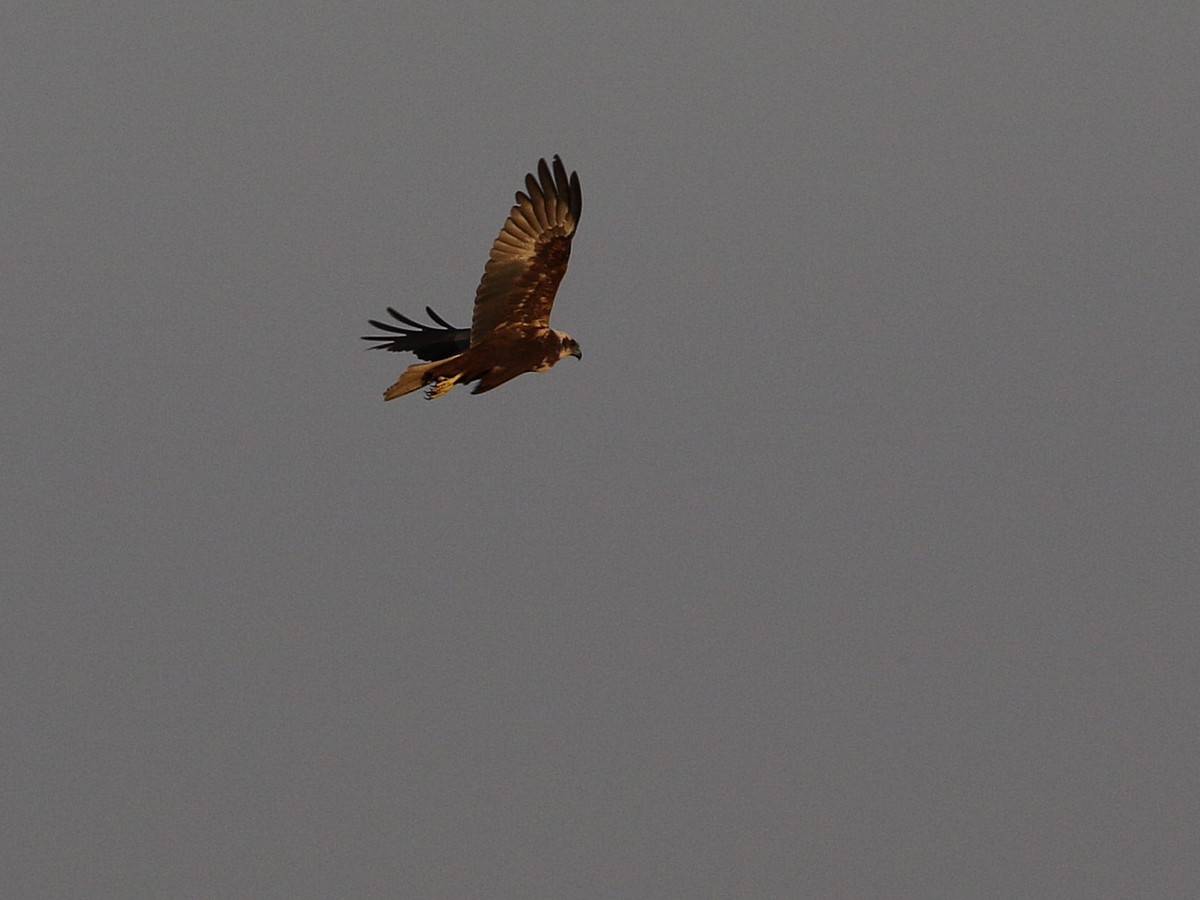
[5,3,1198,897]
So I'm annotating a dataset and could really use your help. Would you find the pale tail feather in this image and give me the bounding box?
[384,359,441,400]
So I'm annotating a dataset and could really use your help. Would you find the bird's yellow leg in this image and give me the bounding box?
[425,374,461,400]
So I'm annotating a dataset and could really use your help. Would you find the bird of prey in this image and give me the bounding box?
[362,156,582,400]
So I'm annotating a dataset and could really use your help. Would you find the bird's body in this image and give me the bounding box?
[383,326,580,400]
[363,156,582,400]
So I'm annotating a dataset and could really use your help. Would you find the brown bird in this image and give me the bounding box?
[362,156,582,400]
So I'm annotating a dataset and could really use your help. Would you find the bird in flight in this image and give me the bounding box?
[362,156,582,400]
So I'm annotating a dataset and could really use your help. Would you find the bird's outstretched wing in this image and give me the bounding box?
[360,306,470,361]
[469,156,582,343]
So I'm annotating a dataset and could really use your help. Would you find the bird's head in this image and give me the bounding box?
[560,335,582,361]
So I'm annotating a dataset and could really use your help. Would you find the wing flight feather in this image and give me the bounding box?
[360,306,470,361]
[470,155,582,343]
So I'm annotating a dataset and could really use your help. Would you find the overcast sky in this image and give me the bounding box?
[5,3,1198,897]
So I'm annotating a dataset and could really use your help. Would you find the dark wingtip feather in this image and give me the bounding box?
[360,306,469,359]
[536,158,553,195]
[526,169,543,202]
[545,155,581,223]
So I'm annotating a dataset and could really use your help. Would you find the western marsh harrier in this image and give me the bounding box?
[362,156,582,400]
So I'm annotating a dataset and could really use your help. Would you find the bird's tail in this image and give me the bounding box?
[384,360,438,400]
[383,355,465,400]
